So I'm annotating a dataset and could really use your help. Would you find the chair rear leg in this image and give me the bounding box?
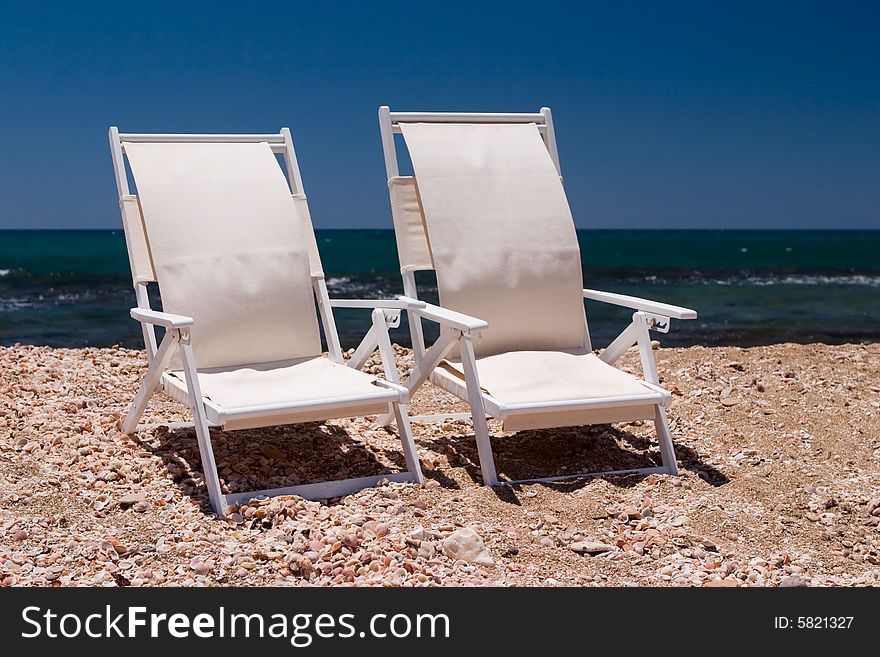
[122,329,179,434]
[374,330,460,428]
[654,406,679,475]
[392,402,424,483]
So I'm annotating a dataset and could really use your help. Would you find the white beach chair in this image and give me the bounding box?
[108,127,422,516]
[374,107,697,486]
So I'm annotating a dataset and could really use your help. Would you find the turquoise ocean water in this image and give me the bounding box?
[0,229,878,350]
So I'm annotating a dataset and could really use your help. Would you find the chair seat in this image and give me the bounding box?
[431,351,668,431]
[163,356,400,430]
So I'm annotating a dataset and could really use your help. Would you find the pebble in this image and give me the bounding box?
[779,576,808,588]
[703,579,740,588]
[409,525,429,541]
[189,560,212,575]
[569,541,615,555]
[118,493,147,507]
[442,528,494,565]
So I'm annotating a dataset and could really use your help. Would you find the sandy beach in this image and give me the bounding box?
[1,342,878,587]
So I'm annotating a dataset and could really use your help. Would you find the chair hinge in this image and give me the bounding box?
[383,309,402,329]
[645,314,671,333]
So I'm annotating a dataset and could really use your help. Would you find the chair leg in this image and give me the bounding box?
[458,337,498,486]
[470,408,498,486]
[178,335,226,516]
[346,322,379,371]
[122,329,179,434]
[392,402,424,483]
[374,329,459,428]
[190,403,227,516]
[654,406,679,475]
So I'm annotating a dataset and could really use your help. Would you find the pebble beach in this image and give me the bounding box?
[1,342,878,587]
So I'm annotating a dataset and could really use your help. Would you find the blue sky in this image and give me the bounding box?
[0,1,878,229]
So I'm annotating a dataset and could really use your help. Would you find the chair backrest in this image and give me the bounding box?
[379,108,588,358]
[109,130,330,369]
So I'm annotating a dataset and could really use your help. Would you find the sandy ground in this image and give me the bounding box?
[0,342,878,587]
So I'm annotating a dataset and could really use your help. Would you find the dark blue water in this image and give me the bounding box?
[1,229,878,349]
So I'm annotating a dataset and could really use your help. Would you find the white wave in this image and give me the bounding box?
[0,297,34,311]
[713,274,880,287]
[0,269,10,277]
[325,276,351,287]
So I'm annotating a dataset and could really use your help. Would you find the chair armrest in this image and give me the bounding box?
[130,308,195,328]
[329,298,413,310]
[399,296,489,332]
[583,289,697,320]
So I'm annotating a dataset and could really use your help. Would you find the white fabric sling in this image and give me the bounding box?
[433,350,661,431]
[123,142,322,369]
[399,123,587,357]
[162,355,395,430]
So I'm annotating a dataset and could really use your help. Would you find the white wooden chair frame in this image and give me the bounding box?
[375,107,698,486]
[109,127,422,516]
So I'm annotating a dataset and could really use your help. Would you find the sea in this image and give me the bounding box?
[1,229,878,350]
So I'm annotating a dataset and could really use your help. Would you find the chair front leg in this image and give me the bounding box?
[630,313,680,474]
[372,308,402,385]
[392,401,424,483]
[633,311,661,385]
[654,405,679,475]
[458,335,498,486]
[177,329,227,517]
